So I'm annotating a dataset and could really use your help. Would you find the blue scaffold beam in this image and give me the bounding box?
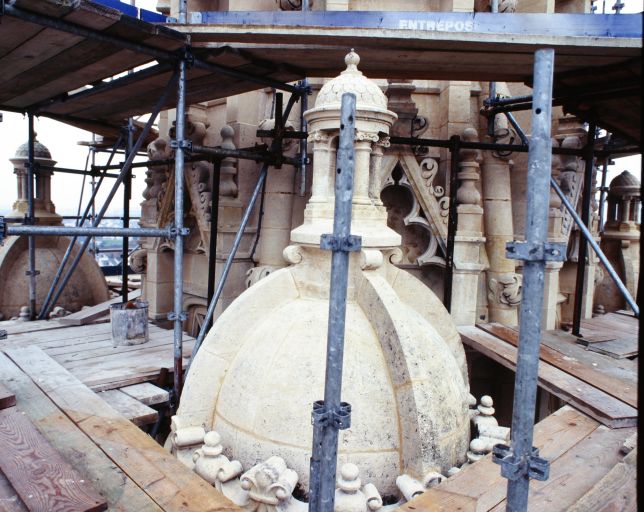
[92,0,168,23]
[190,11,642,39]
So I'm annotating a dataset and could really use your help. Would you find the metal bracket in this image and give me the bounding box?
[320,234,362,253]
[167,311,188,322]
[171,139,193,150]
[492,444,550,481]
[311,400,352,430]
[506,241,566,262]
[168,227,190,237]
[0,216,5,245]
[25,270,41,277]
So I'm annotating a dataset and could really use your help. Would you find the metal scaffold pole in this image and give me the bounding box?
[171,52,188,405]
[38,135,123,319]
[309,93,359,512]
[37,71,179,320]
[572,121,597,336]
[493,48,563,511]
[26,113,38,320]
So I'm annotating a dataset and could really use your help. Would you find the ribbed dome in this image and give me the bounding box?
[314,50,388,111]
[609,170,640,196]
[14,137,53,160]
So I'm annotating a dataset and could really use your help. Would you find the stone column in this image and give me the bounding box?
[451,128,486,326]
[481,116,520,326]
[542,138,565,329]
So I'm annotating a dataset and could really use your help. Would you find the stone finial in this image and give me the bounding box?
[240,456,298,509]
[335,463,383,512]
[466,438,487,463]
[473,395,499,433]
[18,306,30,322]
[193,431,242,487]
[344,49,360,72]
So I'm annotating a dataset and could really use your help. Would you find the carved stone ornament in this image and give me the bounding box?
[488,273,522,307]
[240,456,298,511]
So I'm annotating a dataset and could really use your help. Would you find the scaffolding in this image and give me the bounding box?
[0,2,641,511]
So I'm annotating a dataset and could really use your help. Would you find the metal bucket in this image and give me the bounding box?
[110,299,149,347]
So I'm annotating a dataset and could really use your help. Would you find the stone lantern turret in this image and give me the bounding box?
[173,52,471,502]
[9,136,62,225]
[595,170,641,312]
[0,139,109,320]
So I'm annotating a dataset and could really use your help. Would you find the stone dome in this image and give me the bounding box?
[177,254,470,497]
[313,50,389,112]
[609,170,640,197]
[0,235,110,319]
[14,137,53,160]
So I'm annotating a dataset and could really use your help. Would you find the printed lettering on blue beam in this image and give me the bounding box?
[190,11,642,39]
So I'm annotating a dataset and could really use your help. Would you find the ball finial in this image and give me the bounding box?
[344,49,360,72]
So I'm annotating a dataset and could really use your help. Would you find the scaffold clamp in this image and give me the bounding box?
[506,241,567,262]
[167,311,188,322]
[492,444,550,481]
[320,234,362,253]
[171,139,193,150]
[311,400,352,430]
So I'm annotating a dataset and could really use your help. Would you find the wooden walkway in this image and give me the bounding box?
[459,313,638,428]
[0,346,239,512]
[400,406,636,511]
[0,319,194,392]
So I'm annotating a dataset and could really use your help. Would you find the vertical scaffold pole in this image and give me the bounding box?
[443,135,460,311]
[171,52,187,405]
[26,113,38,320]
[122,117,134,301]
[493,48,563,512]
[572,121,597,336]
[309,93,359,512]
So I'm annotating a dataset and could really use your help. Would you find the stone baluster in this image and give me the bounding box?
[450,127,486,326]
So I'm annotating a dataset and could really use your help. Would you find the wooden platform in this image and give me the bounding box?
[400,406,636,511]
[459,313,638,428]
[0,320,194,392]
[0,2,640,144]
[0,347,239,512]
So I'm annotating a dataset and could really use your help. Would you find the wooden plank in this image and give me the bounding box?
[490,425,635,511]
[97,390,158,427]
[0,470,28,512]
[579,338,638,359]
[58,291,141,326]
[459,326,637,427]
[397,488,476,511]
[5,346,240,512]
[478,323,637,408]
[0,353,161,512]
[0,385,16,411]
[0,320,71,336]
[119,383,169,406]
[399,406,599,511]
[0,408,107,512]
[566,448,637,512]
